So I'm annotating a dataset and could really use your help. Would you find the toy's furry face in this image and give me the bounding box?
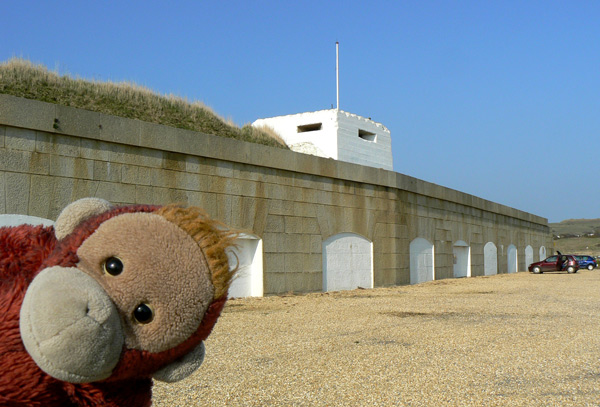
[76,212,214,353]
[19,199,236,384]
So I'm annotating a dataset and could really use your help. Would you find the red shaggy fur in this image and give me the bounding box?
[0,205,232,406]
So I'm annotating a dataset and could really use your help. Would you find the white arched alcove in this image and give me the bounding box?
[539,246,547,261]
[323,233,373,292]
[227,234,263,298]
[0,214,54,227]
[410,238,435,284]
[483,242,498,276]
[453,240,471,278]
[525,245,534,268]
[507,244,518,274]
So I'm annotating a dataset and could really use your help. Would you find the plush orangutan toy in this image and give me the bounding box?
[0,198,237,406]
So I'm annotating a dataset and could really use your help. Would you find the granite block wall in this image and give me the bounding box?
[0,94,552,294]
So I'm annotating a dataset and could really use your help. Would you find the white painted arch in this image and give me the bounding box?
[323,233,373,292]
[453,240,471,278]
[525,245,534,268]
[507,244,518,273]
[410,238,435,284]
[0,214,54,227]
[539,246,547,261]
[484,242,498,276]
[227,234,264,298]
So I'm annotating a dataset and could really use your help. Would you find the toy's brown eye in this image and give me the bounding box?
[103,257,123,276]
[133,303,153,324]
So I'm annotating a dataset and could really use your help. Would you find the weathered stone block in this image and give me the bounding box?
[55,105,102,140]
[264,253,285,273]
[94,181,136,203]
[162,152,186,171]
[97,112,140,145]
[216,193,233,225]
[0,172,5,213]
[268,199,295,216]
[72,179,101,202]
[136,166,159,187]
[284,216,303,234]
[263,272,287,295]
[228,195,245,228]
[264,215,284,233]
[80,139,110,161]
[309,235,321,253]
[0,149,31,173]
[375,267,396,287]
[286,271,322,293]
[302,217,320,234]
[0,95,56,133]
[214,160,234,178]
[93,161,122,182]
[284,253,308,272]
[5,172,30,214]
[6,127,36,151]
[36,132,80,157]
[108,144,163,167]
[28,175,54,218]
[48,177,75,216]
[306,253,322,272]
[192,191,218,218]
[49,155,94,179]
[262,232,280,252]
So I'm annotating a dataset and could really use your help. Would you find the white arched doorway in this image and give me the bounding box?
[484,242,498,276]
[410,238,435,284]
[507,244,518,273]
[227,234,263,298]
[323,233,373,292]
[453,240,471,278]
[525,245,534,268]
[539,246,547,261]
[0,214,54,227]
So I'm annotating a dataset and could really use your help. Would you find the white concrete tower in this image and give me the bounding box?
[252,109,393,171]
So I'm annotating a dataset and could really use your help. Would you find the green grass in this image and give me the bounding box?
[0,58,287,149]
[552,235,600,257]
[549,218,600,237]
[549,219,600,256]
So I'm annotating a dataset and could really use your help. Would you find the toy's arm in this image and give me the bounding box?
[152,342,206,383]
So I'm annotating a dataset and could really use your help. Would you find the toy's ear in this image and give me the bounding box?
[54,198,114,240]
[152,342,206,383]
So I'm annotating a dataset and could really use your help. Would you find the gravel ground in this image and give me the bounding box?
[153,270,600,406]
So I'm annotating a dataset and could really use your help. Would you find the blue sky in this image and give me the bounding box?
[2,1,599,223]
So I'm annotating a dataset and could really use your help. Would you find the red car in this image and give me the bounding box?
[528,254,579,274]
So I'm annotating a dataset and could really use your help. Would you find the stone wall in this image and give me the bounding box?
[0,94,552,294]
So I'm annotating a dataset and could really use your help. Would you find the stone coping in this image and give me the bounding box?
[0,94,547,225]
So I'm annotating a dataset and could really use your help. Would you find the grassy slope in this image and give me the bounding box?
[552,236,600,256]
[549,218,600,236]
[0,58,287,149]
[550,219,600,256]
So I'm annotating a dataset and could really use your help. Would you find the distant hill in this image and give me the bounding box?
[549,218,600,237]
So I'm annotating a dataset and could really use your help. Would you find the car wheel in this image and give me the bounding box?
[567,266,576,273]
[588,264,594,271]
[532,266,542,274]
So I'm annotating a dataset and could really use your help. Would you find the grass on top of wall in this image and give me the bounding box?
[0,58,287,149]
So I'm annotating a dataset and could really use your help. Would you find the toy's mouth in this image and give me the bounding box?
[19,266,125,383]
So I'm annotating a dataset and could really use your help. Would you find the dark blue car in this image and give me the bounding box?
[575,255,597,270]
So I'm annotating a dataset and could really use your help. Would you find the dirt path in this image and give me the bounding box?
[153,270,600,406]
